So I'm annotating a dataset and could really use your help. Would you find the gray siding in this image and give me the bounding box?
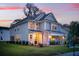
[10,22,28,41]
[0,29,10,41]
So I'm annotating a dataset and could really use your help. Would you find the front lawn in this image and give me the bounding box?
[0,42,79,56]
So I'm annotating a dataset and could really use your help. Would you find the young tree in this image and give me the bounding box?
[23,3,39,17]
[67,21,79,47]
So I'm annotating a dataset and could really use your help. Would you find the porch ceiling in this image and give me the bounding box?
[50,32,64,36]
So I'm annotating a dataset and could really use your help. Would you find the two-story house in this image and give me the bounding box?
[10,13,68,46]
[0,4,68,46]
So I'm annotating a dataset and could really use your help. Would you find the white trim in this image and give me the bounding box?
[50,33,64,36]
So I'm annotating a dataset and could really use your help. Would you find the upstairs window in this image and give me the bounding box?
[28,22,35,30]
[51,24,57,31]
[28,22,40,30]
[14,28,19,32]
[35,23,40,30]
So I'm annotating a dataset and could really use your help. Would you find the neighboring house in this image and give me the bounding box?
[0,27,10,41]
[0,4,69,46]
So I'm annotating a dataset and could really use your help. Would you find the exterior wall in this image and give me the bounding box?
[56,24,68,39]
[56,25,65,32]
[40,21,50,45]
[0,29,10,41]
[40,21,68,45]
[40,22,44,30]
[43,22,50,30]
[40,21,51,31]
[42,31,50,46]
[10,22,29,42]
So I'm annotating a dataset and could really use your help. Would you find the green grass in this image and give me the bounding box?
[0,42,79,56]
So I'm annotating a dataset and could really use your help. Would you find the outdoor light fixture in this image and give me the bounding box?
[49,36,51,39]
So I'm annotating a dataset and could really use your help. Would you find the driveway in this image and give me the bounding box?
[61,51,79,56]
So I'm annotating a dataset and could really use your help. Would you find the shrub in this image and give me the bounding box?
[50,40,55,45]
[39,43,43,47]
[25,41,28,45]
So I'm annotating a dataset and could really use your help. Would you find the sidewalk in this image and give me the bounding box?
[60,51,79,56]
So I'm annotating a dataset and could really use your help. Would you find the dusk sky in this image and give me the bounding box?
[0,3,79,27]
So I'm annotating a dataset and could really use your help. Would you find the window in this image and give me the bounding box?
[28,22,35,29]
[35,23,40,30]
[30,35,32,39]
[28,22,40,30]
[51,24,57,31]
[14,28,19,32]
[15,29,16,31]
[29,34,32,41]
[15,35,20,41]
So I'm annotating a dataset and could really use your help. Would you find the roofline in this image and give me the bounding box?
[0,26,10,30]
[57,23,69,32]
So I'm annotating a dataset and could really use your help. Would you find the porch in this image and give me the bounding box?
[28,31,66,46]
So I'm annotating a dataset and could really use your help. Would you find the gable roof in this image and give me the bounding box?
[10,14,41,28]
[34,12,45,21]
[10,12,58,28]
[44,13,57,22]
[10,17,33,28]
[33,13,58,23]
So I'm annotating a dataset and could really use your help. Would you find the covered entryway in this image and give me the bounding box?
[49,32,65,45]
[28,32,42,45]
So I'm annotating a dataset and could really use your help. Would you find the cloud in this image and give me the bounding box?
[69,4,79,11]
[0,20,13,27]
[40,7,53,13]
[0,20,13,22]
[0,6,23,10]
[71,4,79,8]
[53,4,79,13]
